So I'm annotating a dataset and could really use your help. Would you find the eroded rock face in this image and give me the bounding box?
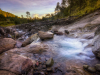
[38,31,54,40]
[0,38,16,54]
[22,33,39,47]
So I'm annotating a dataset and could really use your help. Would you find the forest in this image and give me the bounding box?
[0,0,100,27]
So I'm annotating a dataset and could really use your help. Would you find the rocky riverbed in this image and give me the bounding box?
[0,10,100,75]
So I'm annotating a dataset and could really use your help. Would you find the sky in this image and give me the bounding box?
[0,0,61,18]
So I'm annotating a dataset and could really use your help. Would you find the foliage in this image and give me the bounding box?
[54,0,100,19]
[0,9,34,27]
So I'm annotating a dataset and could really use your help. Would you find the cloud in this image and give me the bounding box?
[0,0,61,17]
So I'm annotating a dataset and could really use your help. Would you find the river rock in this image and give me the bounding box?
[46,58,54,67]
[0,38,16,54]
[0,27,5,36]
[22,33,39,47]
[54,31,63,35]
[9,42,47,54]
[38,31,54,40]
[83,65,89,69]
[65,30,69,34]
[87,67,96,73]
[95,64,100,71]
[92,35,100,58]
[0,52,35,74]
[0,70,16,75]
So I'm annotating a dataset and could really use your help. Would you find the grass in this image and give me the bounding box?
[0,23,15,27]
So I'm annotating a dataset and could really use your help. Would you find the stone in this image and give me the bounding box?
[7,34,12,38]
[21,59,33,74]
[22,33,39,47]
[0,28,5,36]
[87,67,96,73]
[0,70,16,75]
[14,31,19,38]
[38,31,54,40]
[0,52,35,74]
[83,65,89,69]
[47,67,52,72]
[46,58,54,67]
[42,65,46,69]
[65,30,69,34]
[0,38,16,54]
[92,35,100,58]
[95,64,100,71]
[54,31,63,35]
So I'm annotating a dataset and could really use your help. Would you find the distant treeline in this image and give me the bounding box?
[0,9,34,27]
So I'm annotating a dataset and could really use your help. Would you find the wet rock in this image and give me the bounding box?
[0,28,5,36]
[13,31,19,38]
[38,31,54,40]
[55,31,63,35]
[65,30,69,34]
[42,65,46,69]
[0,52,35,74]
[21,59,33,74]
[47,67,52,72]
[0,70,16,75]
[40,71,45,75]
[8,42,47,54]
[0,38,16,54]
[22,33,39,47]
[95,26,100,36]
[95,64,100,71]
[83,65,89,69]
[7,34,12,38]
[87,67,96,73]
[92,35,100,58]
[46,58,54,67]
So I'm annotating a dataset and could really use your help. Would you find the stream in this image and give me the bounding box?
[13,26,100,75]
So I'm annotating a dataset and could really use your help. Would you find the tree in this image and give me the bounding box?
[21,15,23,18]
[26,11,30,19]
[55,2,60,12]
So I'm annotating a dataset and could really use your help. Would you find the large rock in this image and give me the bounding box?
[92,35,100,58]
[22,33,39,47]
[0,38,16,53]
[38,31,54,40]
[0,70,16,75]
[0,52,34,74]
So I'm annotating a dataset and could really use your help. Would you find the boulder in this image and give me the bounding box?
[92,35,100,58]
[95,64,100,71]
[0,70,16,75]
[0,52,34,74]
[0,38,16,53]
[46,58,54,67]
[38,31,54,40]
[22,33,39,47]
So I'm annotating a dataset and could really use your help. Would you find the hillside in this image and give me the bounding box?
[0,9,16,17]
